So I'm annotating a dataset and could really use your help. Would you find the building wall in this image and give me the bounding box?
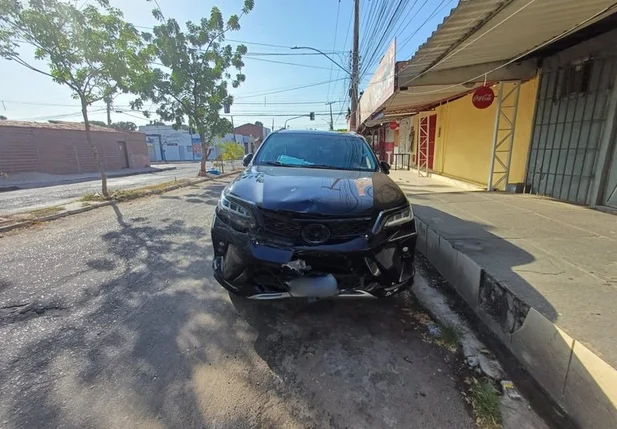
[234,123,271,140]
[140,124,248,162]
[525,28,617,207]
[422,78,539,186]
[0,124,148,174]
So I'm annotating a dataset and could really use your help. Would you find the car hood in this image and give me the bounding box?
[226,165,408,216]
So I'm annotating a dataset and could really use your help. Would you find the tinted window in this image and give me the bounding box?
[254,133,378,171]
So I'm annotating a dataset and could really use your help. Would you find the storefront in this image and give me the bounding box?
[525,28,617,208]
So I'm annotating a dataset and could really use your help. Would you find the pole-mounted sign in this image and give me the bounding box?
[472,86,495,109]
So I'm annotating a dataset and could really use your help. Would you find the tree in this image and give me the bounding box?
[217,141,245,171]
[0,0,152,196]
[88,120,109,128]
[134,0,254,176]
[111,121,137,131]
[254,121,263,127]
[0,115,6,120]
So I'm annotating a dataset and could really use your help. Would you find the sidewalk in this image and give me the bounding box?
[0,165,177,191]
[391,169,617,429]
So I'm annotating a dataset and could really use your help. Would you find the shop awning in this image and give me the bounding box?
[360,0,617,126]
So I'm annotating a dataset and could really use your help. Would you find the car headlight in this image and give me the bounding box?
[217,192,256,231]
[383,204,414,228]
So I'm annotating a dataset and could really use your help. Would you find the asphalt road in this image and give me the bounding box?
[0,176,476,429]
[0,162,238,216]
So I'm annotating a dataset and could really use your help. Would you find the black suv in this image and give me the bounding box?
[211,130,416,300]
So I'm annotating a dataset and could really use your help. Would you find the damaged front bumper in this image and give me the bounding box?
[211,211,417,299]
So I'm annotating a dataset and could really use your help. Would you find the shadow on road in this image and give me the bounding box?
[1,194,475,429]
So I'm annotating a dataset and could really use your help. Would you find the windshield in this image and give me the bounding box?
[253,133,379,171]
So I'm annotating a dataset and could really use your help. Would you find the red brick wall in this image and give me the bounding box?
[234,123,264,139]
[0,125,149,174]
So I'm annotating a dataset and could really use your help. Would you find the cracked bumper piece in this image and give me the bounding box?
[211,213,417,299]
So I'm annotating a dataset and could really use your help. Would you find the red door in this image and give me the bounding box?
[418,114,436,170]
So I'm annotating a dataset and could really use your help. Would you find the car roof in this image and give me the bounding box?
[275,129,360,138]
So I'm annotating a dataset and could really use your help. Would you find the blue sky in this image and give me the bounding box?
[0,0,456,130]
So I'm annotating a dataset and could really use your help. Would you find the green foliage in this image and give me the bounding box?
[111,121,137,131]
[471,378,502,429]
[88,120,109,128]
[0,115,7,120]
[135,0,254,172]
[0,0,152,108]
[217,141,245,162]
[0,0,153,195]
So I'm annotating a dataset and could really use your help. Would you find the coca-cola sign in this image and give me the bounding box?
[472,86,495,109]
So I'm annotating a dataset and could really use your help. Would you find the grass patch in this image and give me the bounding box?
[78,180,190,203]
[439,323,462,349]
[471,377,502,429]
[80,193,108,202]
[29,206,65,217]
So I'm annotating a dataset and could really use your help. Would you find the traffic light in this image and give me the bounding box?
[309,112,315,121]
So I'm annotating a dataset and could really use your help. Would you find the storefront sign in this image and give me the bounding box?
[359,39,397,125]
[472,86,495,109]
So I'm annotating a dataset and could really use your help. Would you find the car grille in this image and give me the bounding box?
[259,210,373,241]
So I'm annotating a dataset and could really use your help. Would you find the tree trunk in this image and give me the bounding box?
[198,132,210,176]
[81,99,108,196]
[198,131,212,177]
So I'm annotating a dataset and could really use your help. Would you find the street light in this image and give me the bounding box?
[291,46,351,76]
[284,115,305,129]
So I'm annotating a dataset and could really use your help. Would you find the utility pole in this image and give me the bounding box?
[231,115,237,142]
[349,0,360,132]
[326,101,335,130]
[106,99,111,126]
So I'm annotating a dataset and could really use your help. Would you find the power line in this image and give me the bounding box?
[16,108,106,121]
[326,0,342,102]
[121,111,148,121]
[370,0,617,128]
[151,0,165,19]
[362,0,410,74]
[396,0,453,55]
[244,56,333,70]
[235,77,347,99]
[401,1,617,96]
[234,101,345,106]
[330,1,355,112]
[244,51,346,56]
[1,99,346,108]
[134,26,335,52]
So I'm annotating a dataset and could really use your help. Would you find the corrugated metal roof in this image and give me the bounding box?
[399,0,506,79]
[399,0,617,85]
[358,0,617,127]
[0,120,127,133]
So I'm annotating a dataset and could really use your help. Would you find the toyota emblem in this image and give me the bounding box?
[301,223,331,244]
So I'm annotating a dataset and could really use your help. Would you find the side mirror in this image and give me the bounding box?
[242,153,253,167]
[380,160,390,174]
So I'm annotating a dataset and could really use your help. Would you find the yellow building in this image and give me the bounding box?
[409,78,539,187]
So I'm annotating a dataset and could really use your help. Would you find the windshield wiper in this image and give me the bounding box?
[303,164,336,170]
[261,161,294,167]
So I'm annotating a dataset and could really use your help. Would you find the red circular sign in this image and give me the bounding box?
[472,86,495,109]
[388,121,398,130]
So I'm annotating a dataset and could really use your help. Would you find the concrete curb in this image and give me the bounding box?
[0,170,239,234]
[414,216,617,429]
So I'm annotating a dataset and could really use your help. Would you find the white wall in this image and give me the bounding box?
[140,125,248,161]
